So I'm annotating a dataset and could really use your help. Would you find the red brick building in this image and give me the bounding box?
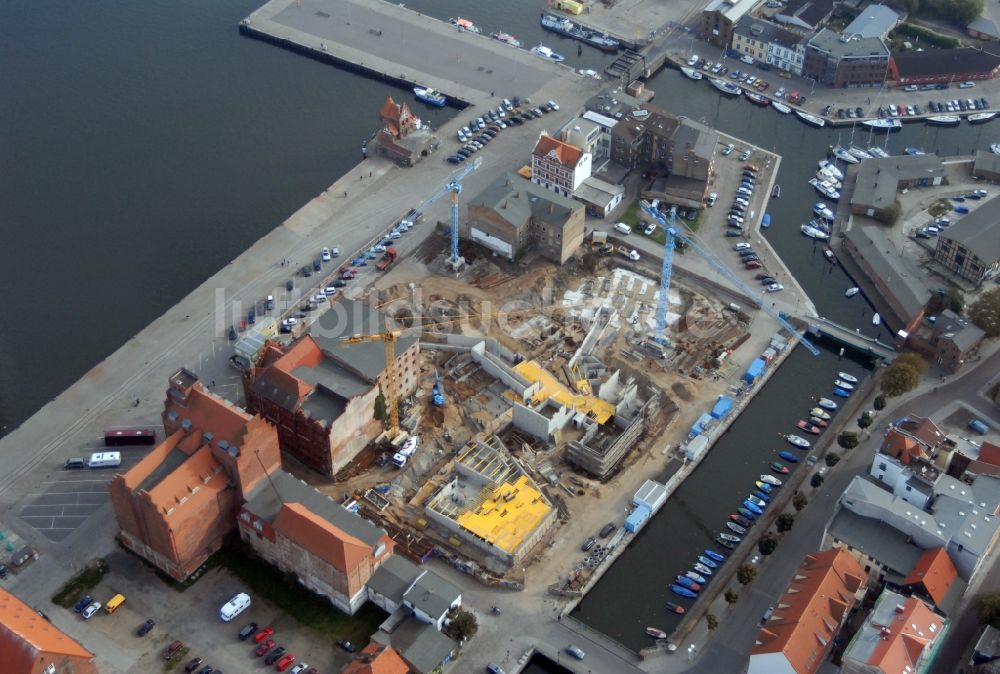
[373,97,437,167]
[888,48,1000,85]
[238,471,394,614]
[110,368,282,581]
[0,587,99,674]
[244,299,420,476]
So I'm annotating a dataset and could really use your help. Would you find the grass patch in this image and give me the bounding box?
[619,199,644,228]
[51,558,109,608]
[928,199,951,218]
[217,541,385,644]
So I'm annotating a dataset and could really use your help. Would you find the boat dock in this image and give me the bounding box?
[240,0,563,106]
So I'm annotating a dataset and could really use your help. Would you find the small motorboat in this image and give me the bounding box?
[742,499,764,515]
[834,387,851,398]
[531,45,565,62]
[845,287,860,297]
[717,537,737,550]
[755,480,773,493]
[450,17,482,33]
[762,213,772,228]
[753,490,771,503]
[665,602,687,615]
[810,407,831,420]
[778,451,800,463]
[832,146,860,164]
[772,101,792,114]
[809,416,829,428]
[796,110,826,127]
[801,224,830,240]
[967,111,996,124]
[686,570,708,584]
[818,398,838,410]
[991,143,1000,156]
[699,555,720,569]
[849,146,873,160]
[817,160,844,181]
[680,66,703,81]
[719,532,742,544]
[730,514,753,528]
[770,461,790,474]
[738,506,759,520]
[746,92,769,106]
[873,312,881,326]
[675,575,701,591]
[797,420,821,435]
[670,584,698,598]
[711,78,742,96]
[785,434,811,449]
[704,550,726,562]
[490,32,522,47]
[413,86,447,107]
[760,474,782,486]
[746,495,767,508]
[904,147,926,156]
[647,627,668,639]
[694,562,714,577]
[817,168,843,188]
[927,115,961,126]
[868,146,890,158]
[834,379,855,391]
[726,521,747,535]
[814,203,835,220]
[838,372,859,384]
[772,184,781,198]
[823,248,836,263]
[863,118,902,130]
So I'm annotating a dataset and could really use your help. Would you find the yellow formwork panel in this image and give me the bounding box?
[514,360,615,424]
[455,475,552,553]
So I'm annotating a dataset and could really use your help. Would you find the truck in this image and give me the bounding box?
[230,317,278,371]
[376,247,398,271]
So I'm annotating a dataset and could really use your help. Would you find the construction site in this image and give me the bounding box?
[265,227,771,588]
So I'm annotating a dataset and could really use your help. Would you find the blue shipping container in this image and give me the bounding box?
[625,504,651,533]
[744,358,766,384]
[711,396,735,420]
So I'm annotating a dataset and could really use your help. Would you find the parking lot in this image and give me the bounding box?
[53,550,352,674]
[17,449,148,542]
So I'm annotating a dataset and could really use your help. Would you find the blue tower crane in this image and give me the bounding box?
[639,201,820,356]
[402,158,482,268]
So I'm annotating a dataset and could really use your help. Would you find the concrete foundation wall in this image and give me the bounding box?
[471,341,530,394]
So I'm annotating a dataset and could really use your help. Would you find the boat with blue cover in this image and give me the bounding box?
[738,506,758,520]
[670,584,697,598]
[778,451,799,463]
[675,575,701,591]
[704,550,726,562]
[743,499,764,514]
[834,387,851,397]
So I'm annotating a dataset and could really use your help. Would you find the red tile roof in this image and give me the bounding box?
[901,548,958,608]
[749,549,866,674]
[879,429,927,465]
[979,442,1000,466]
[273,502,374,574]
[0,587,95,674]
[532,133,584,167]
[844,593,945,674]
[343,642,411,674]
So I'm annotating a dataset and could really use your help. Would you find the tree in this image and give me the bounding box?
[825,453,841,467]
[447,608,478,642]
[725,590,739,605]
[776,513,795,533]
[793,493,809,511]
[759,534,778,556]
[880,200,902,226]
[811,473,825,488]
[838,432,860,450]
[969,288,1000,338]
[736,564,758,586]
[873,395,886,411]
[373,387,387,422]
[880,363,920,397]
[927,286,966,315]
[895,352,928,375]
[857,413,873,430]
[706,614,719,631]
[948,0,985,26]
[978,593,1000,628]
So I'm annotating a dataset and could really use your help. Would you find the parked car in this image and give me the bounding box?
[254,627,275,644]
[239,623,259,641]
[184,658,204,673]
[338,640,356,653]
[81,602,101,620]
[163,640,184,661]
[257,639,276,657]
[137,619,155,637]
[73,595,94,613]
[264,647,287,666]
[276,654,297,672]
[565,645,586,660]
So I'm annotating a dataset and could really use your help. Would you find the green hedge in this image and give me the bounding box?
[891,23,960,49]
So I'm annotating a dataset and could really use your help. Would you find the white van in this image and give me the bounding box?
[219,592,251,622]
[87,452,122,468]
[613,222,631,235]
